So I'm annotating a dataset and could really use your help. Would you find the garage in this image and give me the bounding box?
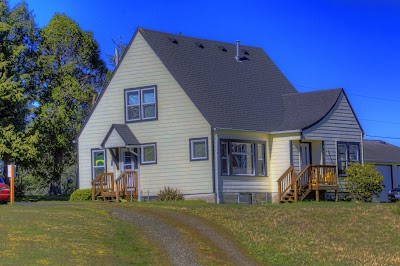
[363,140,400,203]
[375,165,392,202]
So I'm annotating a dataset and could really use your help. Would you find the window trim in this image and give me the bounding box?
[91,148,106,180]
[337,141,361,176]
[141,143,157,165]
[220,139,266,177]
[124,86,158,123]
[189,137,209,161]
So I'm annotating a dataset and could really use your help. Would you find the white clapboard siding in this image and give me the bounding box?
[79,32,212,195]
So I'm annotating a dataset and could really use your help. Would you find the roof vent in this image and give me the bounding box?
[218,46,227,52]
[235,40,242,62]
[168,37,178,44]
[195,42,204,48]
[242,49,249,55]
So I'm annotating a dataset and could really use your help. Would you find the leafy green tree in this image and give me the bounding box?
[33,14,107,195]
[344,163,384,202]
[0,0,38,180]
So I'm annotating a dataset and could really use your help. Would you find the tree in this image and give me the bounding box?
[0,0,38,181]
[33,14,107,195]
[344,163,384,202]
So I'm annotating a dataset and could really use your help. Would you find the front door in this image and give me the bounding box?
[300,143,311,169]
[122,150,135,171]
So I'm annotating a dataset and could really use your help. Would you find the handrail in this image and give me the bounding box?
[115,170,138,202]
[277,166,295,202]
[91,172,114,201]
[278,164,338,203]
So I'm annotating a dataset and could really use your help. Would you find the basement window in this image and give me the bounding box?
[125,86,157,122]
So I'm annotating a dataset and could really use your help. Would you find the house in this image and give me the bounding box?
[78,28,364,203]
[363,140,400,202]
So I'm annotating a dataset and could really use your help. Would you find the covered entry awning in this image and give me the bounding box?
[101,124,140,170]
[101,124,140,149]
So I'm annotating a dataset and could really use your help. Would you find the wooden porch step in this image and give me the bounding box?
[98,191,117,202]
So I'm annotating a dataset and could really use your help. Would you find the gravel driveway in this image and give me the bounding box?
[105,205,259,266]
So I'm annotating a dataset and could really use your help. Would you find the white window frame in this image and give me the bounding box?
[92,149,105,180]
[141,88,157,120]
[220,140,266,177]
[125,86,157,122]
[231,142,255,176]
[141,143,157,165]
[125,89,140,122]
[190,138,208,161]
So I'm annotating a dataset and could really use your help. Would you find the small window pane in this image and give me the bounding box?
[221,142,228,158]
[193,141,206,158]
[127,91,139,105]
[94,151,105,166]
[142,89,155,103]
[94,167,105,178]
[232,154,253,175]
[221,159,229,175]
[257,143,266,176]
[143,145,155,163]
[349,145,359,162]
[338,144,347,161]
[127,106,140,120]
[143,104,156,119]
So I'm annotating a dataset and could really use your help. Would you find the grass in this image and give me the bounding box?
[0,202,165,265]
[2,200,400,265]
[143,201,400,265]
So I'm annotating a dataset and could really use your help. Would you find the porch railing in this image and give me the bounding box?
[91,172,114,200]
[115,170,138,202]
[278,165,338,202]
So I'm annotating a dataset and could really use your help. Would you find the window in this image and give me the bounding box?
[141,143,157,164]
[190,138,208,161]
[125,86,157,122]
[337,142,360,175]
[92,149,105,179]
[220,140,266,176]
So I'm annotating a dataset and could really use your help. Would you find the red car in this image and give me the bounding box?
[0,177,10,204]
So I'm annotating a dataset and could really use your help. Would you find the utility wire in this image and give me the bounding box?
[360,118,400,125]
[365,135,400,140]
[294,84,400,103]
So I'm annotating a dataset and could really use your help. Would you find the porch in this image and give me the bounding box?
[277,165,338,203]
[92,170,139,202]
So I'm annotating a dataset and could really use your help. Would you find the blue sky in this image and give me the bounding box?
[10,0,400,146]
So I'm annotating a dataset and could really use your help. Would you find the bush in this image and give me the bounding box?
[156,187,184,202]
[69,189,92,201]
[344,163,384,202]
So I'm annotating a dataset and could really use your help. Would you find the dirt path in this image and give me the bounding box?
[105,205,259,266]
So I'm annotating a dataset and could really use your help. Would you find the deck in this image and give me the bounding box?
[92,170,138,202]
[278,165,338,203]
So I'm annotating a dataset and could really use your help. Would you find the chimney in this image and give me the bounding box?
[235,40,241,62]
[115,48,119,66]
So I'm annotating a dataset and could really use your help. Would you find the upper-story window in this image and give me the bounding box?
[125,86,157,122]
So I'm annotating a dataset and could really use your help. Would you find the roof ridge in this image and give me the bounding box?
[139,27,263,50]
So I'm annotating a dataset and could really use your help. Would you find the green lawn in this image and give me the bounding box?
[142,201,400,265]
[1,201,400,265]
[0,203,165,265]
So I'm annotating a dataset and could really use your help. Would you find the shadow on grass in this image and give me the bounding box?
[16,195,70,202]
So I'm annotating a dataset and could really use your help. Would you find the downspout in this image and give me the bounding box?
[215,130,220,204]
[137,148,142,202]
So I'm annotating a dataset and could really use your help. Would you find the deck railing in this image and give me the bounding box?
[115,170,138,202]
[277,166,295,202]
[278,165,338,202]
[91,172,114,200]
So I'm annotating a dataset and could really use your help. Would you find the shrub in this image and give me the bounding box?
[344,163,384,202]
[156,186,184,202]
[69,189,92,201]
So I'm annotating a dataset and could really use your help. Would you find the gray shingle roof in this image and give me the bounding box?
[140,28,342,132]
[273,88,343,131]
[101,124,140,147]
[363,140,400,163]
